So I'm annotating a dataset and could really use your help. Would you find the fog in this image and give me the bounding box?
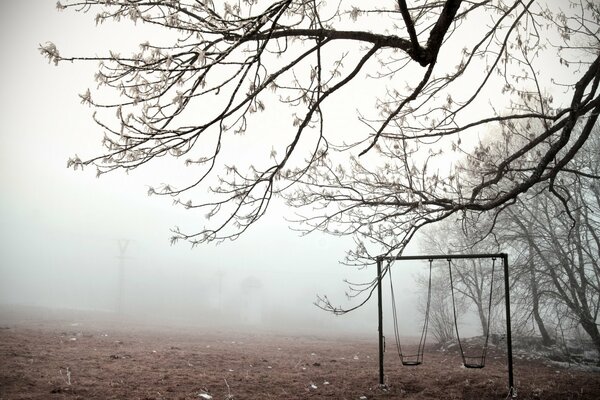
[0,217,380,335]
[0,1,442,339]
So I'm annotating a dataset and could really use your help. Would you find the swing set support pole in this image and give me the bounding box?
[503,253,515,397]
[377,256,385,386]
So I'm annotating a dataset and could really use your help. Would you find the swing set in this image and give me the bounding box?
[376,253,515,398]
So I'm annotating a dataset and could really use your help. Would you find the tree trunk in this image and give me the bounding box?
[476,303,489,337]
[529,254,554,346]
[579,318,600,365]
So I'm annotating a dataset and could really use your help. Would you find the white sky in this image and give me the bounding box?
[0,0,576,337]
[0,0,419,335]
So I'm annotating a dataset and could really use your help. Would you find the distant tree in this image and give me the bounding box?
[504,204,556,346]
[43,1,599,308]
[419,220,505,338]
[416,267,457,344]
[428,121,600,353]
[504,167,600,356]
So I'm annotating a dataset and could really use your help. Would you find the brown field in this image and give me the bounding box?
[1,307,599,400]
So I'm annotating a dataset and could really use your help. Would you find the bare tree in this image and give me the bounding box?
[503,205,556,346]
[466,121,600,353]
[416,267,457,344]
[42,1,599,312]
[418,220,506,337]
[283,1,600,264]
[505,176,600,356]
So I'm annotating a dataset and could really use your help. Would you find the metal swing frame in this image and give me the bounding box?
[376,253,515,398]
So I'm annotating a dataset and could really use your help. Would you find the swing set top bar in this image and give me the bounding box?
[376,253,508,262]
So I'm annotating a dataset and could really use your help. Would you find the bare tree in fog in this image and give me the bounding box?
[508,228,557,346]
[423,122,600,353]
[415,266,457,344]
[503,157,600,355]
[503,204,555,346]
[42,1,599,312]
[419,222,505,338]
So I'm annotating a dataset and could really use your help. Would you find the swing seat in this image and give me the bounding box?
[401,354,423,366]
[463,356,485,369]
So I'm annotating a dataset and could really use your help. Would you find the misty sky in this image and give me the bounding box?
[0,1,573,338]
[0,0,426,336]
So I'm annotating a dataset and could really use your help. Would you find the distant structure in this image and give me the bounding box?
[240,275,264,325]
[116,239,131,314]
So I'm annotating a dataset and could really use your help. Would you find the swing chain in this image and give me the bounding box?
[448,257,496,369]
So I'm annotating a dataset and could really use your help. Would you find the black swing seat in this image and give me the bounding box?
[463,356,485,369]
[401,354,423,366]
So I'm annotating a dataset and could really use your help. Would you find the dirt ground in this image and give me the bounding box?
[1,308,599,400]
